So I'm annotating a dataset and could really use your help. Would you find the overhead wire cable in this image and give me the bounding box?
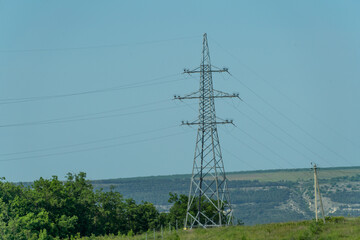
[177,79,308,179]
[230,125,298,169]
[0,125,179,157]
[0,130,192,163]
[223,127,284,170]
[0,103,196,128]
[173,83,291,181]
[0,35,201,53]
[0,73,185,105]
[231,96,355,177]
[184,93,348,181]
[223,126,311,181]
[178,75,318,182]
[210,36,359,149]
[242,99,344,168]
[210,37,357,168]
[229,99,350,180]
[222,146,303,183]
[227,100,314,164]
[229,73,356,168]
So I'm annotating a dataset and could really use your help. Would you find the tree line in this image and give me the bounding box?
[0,172,218,239]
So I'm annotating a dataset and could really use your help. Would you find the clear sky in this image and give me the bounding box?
[0,0,359,182]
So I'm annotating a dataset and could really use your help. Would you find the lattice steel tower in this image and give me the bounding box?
[175,33,239,228]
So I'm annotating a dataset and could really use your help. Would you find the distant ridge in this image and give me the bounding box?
[91,166,360,225]
[92,165,360,182]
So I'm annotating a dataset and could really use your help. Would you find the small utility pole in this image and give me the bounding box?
[313,163,325,223]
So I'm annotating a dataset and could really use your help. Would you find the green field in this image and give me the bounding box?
[76,217,360,240]
[226,167,360,182]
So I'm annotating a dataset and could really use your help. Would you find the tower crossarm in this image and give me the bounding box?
[214,90,241,99]
[174,92,239,100]
[173,91,200,100]
[181,120,234,126]
[184,67,229,74]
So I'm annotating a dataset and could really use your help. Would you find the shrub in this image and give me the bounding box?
[309,221,323,235]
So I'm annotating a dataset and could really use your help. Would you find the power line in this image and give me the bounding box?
[232,100,356,177]
[0,73,185,105]
[211,38,357,175]
[0,103,195,128]
[228,101,313,164]
[229,73,356,167]
[0,130,192,163]
[210,37,358,165]
[224,126,312,181]
[221,146,309,183]
[0,35,201,53]
[231,126,298,169]
[242,100,351,168]
[182,91,306,175]
[0,125,179,157]
[223,128,286,170]
[178,46,314,179]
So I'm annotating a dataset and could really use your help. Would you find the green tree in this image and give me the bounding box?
[167,192,228,227]
[94,186,127,235]
[0,172,164,238]
[167,193,189,227]
[62,172,96,236]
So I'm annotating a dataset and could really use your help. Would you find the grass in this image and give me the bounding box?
[226,167,360,182]
[78,217,360,240]
[91,166,360,186]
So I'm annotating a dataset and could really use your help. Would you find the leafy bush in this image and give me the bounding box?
[0,173,162,239]
[309,220,324,235]
[325,216,345,223]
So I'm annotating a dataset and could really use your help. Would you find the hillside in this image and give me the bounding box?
[92,166,360,225]
[77,217,360,239]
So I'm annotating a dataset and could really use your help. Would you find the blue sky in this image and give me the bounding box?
[0,0,359,182]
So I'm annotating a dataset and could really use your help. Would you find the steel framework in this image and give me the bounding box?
[175,33,239,228]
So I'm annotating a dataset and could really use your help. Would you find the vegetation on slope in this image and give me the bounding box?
[75,217,360,240]
[91,167,360,225]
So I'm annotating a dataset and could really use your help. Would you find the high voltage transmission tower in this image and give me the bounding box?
[175,33,239,228]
